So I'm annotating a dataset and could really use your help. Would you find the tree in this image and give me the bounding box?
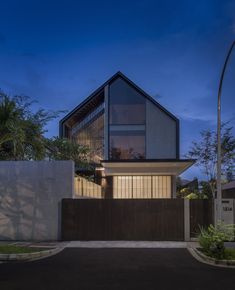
[186,124,235,196]
[45,137,90,169]
[176,177,200,198]
[200,181,213,199]
[0,91,62,160]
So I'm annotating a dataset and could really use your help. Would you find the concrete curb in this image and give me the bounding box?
[0,246,64,262]
[188,247,235,268]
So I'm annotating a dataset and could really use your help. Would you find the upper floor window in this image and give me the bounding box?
[110,130,145,160]
[109,78,146,125]
[72,113,104,164]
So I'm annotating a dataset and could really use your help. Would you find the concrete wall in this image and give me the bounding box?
[146,100,177,158]
[0,161,74,241]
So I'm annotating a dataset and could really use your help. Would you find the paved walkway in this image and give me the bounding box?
[3,240,234,249]
[225,242,235,248]
[1,240,199,249]
[66,240,198,248]
[0,241,67,248]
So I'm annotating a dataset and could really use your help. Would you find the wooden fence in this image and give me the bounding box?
[61,199,214,241]
[74,176,102,198]
[190,199,214,237]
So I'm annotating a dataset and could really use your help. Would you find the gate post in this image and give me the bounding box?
[184,199,190,241]
[214,199,217,225]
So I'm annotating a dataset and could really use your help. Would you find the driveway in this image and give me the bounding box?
[0,248,235,290]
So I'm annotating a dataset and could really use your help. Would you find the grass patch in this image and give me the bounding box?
[224,248,235,260]
[0,245,46,254]
[199,248,235,260]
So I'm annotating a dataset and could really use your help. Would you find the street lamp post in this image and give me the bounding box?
[216,40,235,223]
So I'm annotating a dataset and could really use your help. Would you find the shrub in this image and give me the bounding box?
[185,193,198,199]
[185,192,208,199]
[198,223,235,259]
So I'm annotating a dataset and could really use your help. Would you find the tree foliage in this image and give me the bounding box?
[184,192,208,200]
[0,91,91,168]
[186,124,235,196]
[45,137,90,169]
[0,91,60,160]
[200,181,213,199]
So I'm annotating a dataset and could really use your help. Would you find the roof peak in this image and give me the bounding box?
[59,71,179,127]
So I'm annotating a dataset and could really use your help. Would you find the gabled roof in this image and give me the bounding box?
[59,71,179,126]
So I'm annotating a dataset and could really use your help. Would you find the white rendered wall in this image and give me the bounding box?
[0,161,74,241]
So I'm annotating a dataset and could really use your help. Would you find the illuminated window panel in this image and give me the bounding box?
[71,113,104,164]
[152,176,171,198]
[113,176,132,198]
[113,176,171,199]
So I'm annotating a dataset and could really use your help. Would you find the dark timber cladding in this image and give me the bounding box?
[61,199,185,241]
[190,199,214,237]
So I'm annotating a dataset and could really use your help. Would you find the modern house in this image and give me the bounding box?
[0,72,212,242]
[60,72,194,199]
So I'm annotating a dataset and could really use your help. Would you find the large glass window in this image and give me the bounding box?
[109,78,146,124]
[110,131,145,159]
[71,103,104,135]
[113,176,171,199]
[72,113,104,163]
[109,78,146,160]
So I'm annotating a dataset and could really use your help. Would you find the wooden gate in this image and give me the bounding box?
[61,199,214,241]
[61,199,185,241]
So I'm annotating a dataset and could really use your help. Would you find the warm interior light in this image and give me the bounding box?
[113,175,171,199]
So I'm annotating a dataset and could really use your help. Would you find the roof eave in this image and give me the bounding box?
[101,159,195,176]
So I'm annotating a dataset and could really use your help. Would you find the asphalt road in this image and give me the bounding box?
[0,248,235,290]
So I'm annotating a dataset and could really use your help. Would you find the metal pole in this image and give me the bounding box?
[216,40,235,223]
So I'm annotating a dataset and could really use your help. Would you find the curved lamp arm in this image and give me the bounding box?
[217,40,235,222]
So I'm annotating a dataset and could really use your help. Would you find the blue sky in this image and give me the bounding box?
[0,0,235,180]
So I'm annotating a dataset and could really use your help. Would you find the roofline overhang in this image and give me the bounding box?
[101,159,195,176]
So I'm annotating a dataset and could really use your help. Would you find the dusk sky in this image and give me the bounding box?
[0,0,235,180]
